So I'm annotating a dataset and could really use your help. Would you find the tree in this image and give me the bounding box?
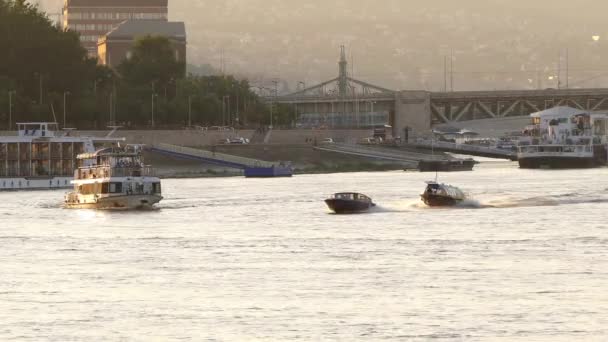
[118,35,186,94]
[0,1,274,128]
[0,0,111,127]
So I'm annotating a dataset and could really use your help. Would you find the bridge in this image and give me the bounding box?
[270,47,608,137]
[428,88,608,124]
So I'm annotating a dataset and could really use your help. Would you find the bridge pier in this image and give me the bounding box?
[394,91,432,138]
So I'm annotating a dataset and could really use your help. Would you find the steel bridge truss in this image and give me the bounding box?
[429,89,608,124]
[288,76,395,98]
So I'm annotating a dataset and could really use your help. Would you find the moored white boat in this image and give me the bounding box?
[64,145,162,210]
[0,122,123,190]
[517,107,608,169]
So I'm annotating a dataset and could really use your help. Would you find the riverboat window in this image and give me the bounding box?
[109,182,123,193]
[335,193,354,200]
[153,182,161,194]
[101,183,109,194]
[79,184,90,194]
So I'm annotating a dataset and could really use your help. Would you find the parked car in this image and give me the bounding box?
[209,126,234,132]
[229,137,250,144]
[321,138,334,144]
[359,137,375,144]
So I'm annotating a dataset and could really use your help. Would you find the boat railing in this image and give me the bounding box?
[76,165,155,179]
[31,153,50,160]
[518,144,593,154]
[65,192,79,203]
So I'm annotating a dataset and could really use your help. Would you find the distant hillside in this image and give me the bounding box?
[38,0,608,91]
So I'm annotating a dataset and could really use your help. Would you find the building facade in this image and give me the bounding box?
[62,0,168,57]
[97,20,186,68]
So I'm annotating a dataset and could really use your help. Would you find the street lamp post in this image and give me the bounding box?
[151,93,158,128]
[8,90,16,130]
[63,91,71,128]
[271,80,278,129]
[294,103,297,128]
[367,100,376,128]
[188,95,192,127]
[222,95,229,126]
[35,73,43,105]
[235,87,239,126]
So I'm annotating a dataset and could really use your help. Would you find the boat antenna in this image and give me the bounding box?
[50,103,58,124]
[431,129,438,182]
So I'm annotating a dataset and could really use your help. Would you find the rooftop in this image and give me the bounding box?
[104,20,186,41]
[65,0,168,7]
[530,106,588,118]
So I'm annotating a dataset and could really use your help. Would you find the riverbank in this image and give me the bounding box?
[146,144,412,178]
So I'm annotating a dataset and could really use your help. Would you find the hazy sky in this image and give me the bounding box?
[37,0,608,91]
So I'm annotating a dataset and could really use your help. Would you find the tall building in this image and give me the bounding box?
[62,0,168,57]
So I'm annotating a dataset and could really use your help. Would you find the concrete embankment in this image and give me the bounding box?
[0,128,435,176]
[143,143,407,177]
[82,129,400,176]
[57,128,373,146]
[105,129,390,176]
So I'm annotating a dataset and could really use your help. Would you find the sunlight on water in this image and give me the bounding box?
[1,161,608,340]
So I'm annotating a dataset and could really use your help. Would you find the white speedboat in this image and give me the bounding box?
[0,122,123,190]
[64,145,162,210]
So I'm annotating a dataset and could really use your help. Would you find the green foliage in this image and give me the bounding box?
[0,0,110,128]
[0,2,277,129]
[118,35,185,90]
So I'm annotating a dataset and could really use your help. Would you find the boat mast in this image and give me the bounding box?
[431,129,438,182]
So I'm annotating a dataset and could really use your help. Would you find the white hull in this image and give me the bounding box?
[65,194,163,210]
[0,177,72,191]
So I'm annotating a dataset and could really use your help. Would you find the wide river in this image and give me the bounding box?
[1,160,607,341]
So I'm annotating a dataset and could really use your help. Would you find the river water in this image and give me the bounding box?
[1,160,608,341]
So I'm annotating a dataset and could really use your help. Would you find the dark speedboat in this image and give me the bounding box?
[420,181,466,207]
[325,192,375,214]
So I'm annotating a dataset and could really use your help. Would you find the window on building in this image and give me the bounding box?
[79,35,99,42]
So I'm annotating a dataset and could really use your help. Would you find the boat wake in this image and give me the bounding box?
[480,193,608,209]
[377,192,608,211]
[370,205,408,213]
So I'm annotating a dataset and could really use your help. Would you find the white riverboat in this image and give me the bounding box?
[517,107,608,169]
[0,122,123,190]
[64,145,162,210]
